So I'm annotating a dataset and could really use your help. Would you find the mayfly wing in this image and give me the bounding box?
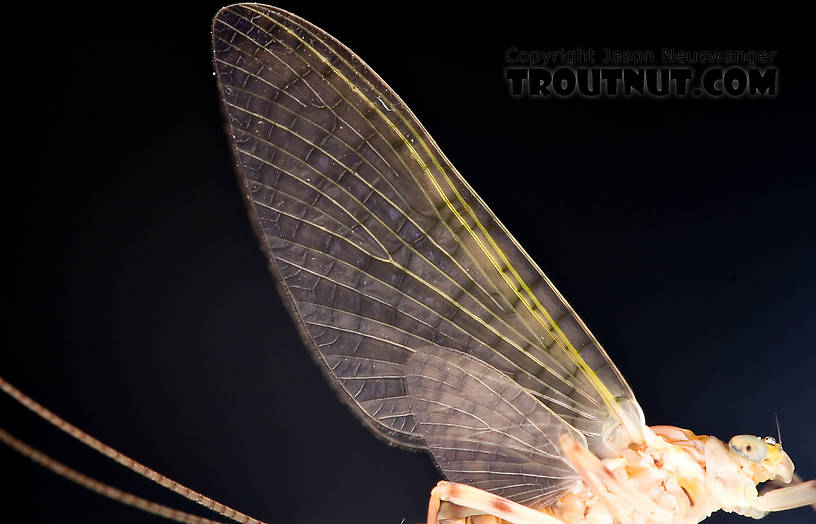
[211,3,644,457]
[407,345,584,507]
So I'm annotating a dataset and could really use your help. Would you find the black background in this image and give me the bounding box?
[2,4,814,524]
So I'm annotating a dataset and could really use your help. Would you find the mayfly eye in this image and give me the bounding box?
[729,435,768,462]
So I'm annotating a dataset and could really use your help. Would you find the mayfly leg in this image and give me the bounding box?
[427,481,566,524]
[754,479,816,513]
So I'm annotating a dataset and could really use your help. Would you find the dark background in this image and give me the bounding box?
[2,4,814,523]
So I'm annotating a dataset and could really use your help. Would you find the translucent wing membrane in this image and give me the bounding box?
[407,346,582,507]
[211,3,644,455]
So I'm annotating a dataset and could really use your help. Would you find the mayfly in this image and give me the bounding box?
[2,4,814,524]
[205,5,816,523]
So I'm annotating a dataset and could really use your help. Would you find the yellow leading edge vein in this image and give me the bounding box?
[247,6,641,443]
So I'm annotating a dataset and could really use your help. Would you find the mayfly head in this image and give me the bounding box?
[728,434,794,484]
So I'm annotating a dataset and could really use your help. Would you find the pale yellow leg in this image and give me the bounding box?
[426,481,567,524]
[558,434,673,524]
[754,479,816,513]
